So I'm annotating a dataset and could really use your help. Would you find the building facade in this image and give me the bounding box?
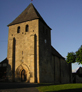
[0,3,71,83]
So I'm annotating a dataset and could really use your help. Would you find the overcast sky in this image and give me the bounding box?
[0,0,82,72]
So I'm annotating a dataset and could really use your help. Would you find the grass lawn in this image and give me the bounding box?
[37,83,82,92]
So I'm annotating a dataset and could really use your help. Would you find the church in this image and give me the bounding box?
[0,3,71,83]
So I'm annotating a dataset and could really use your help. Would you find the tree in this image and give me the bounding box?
[66,45,82,64]
[76,45,82,64]
[66,52,76,63]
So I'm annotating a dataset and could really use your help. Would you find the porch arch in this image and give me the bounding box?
[16,64,30,82]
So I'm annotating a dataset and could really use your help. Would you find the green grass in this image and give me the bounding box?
[37,83,82,92]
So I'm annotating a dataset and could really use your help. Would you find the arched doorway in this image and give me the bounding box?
[16,64,30,82]
[21,69,26,82]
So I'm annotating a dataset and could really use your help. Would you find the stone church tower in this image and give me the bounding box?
[7,3,53,83]
[6,3,71,83]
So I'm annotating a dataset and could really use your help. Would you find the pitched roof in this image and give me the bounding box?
[76,67,82,74]
[51,46,65,59]
[8,3,51,29]
[0,58,8,64]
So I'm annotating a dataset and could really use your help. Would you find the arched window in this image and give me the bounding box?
[17,26,20,33]
[26,25,29,32]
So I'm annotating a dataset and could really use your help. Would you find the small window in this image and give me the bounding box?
[22,51,23,55]
[44,39,47,43]
[22,57,24,59]
[17,26,20,33]
[26,25,29,32]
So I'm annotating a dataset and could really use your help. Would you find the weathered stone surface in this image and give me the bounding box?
[7,19,39,83]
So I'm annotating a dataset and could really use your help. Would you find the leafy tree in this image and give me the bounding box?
[76,45,82,64]
[66,45,82,64]
[66,52,76,63]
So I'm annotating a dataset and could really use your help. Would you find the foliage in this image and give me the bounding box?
[76,45,82,64]
[66,45,82,64]
[37,84,82,92]
[66,52,76,63]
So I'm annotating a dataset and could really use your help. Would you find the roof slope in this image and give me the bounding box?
[51,46,65,59]
[0,58,8,64]
[76,67,82,74]
[8,3,51,29]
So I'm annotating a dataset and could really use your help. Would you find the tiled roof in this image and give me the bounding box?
[8,3,51,30]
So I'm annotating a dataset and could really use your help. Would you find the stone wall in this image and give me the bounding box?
[60,59,71,83]
[54,56,61,83]
[39,20,54,83]
[52,55,72,84]
[7,19,40,83]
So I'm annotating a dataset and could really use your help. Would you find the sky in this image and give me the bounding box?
[0,0,82,72]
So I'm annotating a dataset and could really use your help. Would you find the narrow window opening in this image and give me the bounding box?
[17,26,20,33]
[26,25,29,32]
[44,39,47,43]
[22,57,24,59]
[22,51,23,55]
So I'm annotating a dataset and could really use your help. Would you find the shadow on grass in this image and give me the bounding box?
[46,88,82,92]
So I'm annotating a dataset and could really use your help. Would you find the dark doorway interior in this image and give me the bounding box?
[21,69,26,82]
